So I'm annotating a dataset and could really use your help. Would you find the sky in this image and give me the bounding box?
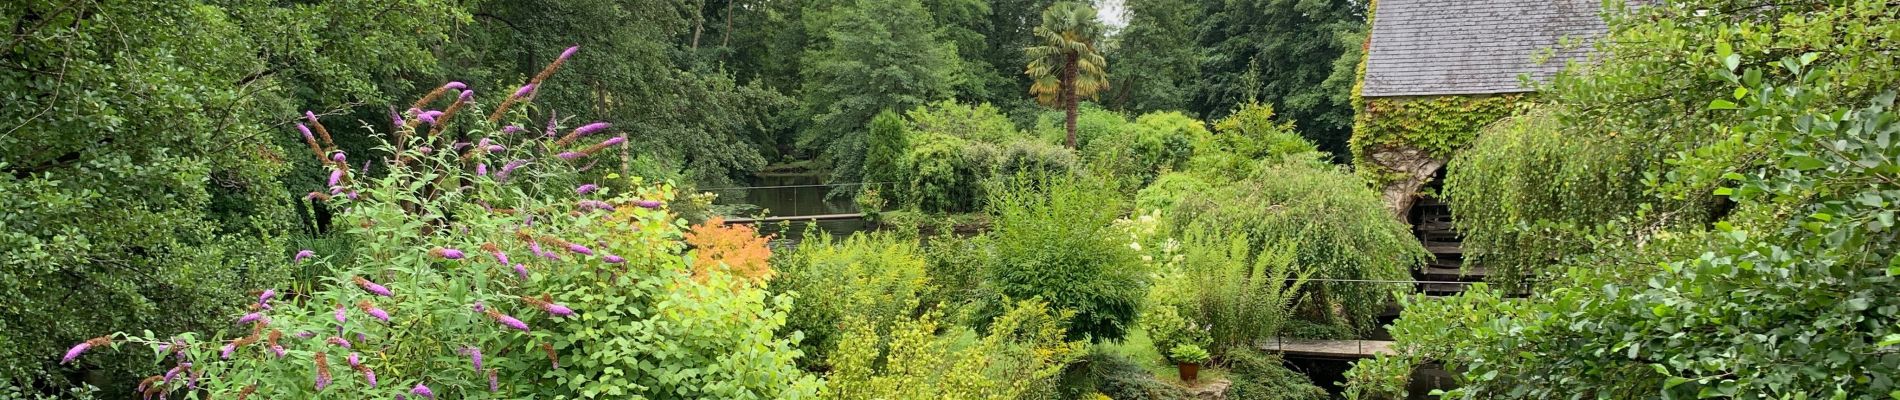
[1097,0,1129,30]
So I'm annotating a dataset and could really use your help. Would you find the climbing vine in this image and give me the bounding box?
[1348,94,1531,186]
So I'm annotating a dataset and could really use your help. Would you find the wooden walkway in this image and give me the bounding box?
[722,213,866,224]
[1261,337,1396,359]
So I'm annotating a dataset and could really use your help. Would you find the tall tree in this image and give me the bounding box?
[1194,0,1366,158]
[1106,0,1204,114]
[1025,1,1110,149]
[800,0,960,192]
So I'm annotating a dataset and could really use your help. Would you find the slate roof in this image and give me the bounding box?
[1360,0,1614,97]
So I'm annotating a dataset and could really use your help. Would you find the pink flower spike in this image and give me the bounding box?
[557,151,584,160]
[502,125,523,134]
[458,90,475,102]
[462,347,484,371]
[444,81,467,90]
[565,243,593,256]
[599,136,626,146]
[412,383,436,399]
[327,336,352,348]
[298,124,314,142]
[476,163,488,176]
[237,312,265,325]
[259,288,276,304]
[305,111,320,124]
[328,168,344,187]
[512,84,536,99]
[331,151,346,163]
[574,122,610,136]
[347,352,361,368]
[219,342,236,359]
[513,263,529,279]
[560,45,580,60]
[542,302,575,317]
[59,342,92,364]
[335,305,347,324]
[418,110,444,124]
[294,250,315,262]
[354,277,394,296]
[494,314,530,332]
[603,255,626,264]
[432,248,466,260]
[365,307,390,323]
[635,200,663,209]
[575,184,598,194]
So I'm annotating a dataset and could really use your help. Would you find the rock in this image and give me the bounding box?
[1181,378,1231,400]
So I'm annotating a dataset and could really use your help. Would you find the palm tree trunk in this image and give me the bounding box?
[1063,53,1079,149]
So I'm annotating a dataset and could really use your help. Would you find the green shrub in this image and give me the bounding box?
[821,299,1085,399]
[862,110,910,189]
[55,70,821,398]
[1166,161,1424,334]
[907,100,1028,144]
[773,232,932,370]
[1223,347,1329,400]
[1186,102,1322,176]
[896,133,997,213]
[1175,231,1310,357]
[1088,351,1189,400]
[1341,354,1413,400]
[1035,103,1131,150]
[920,233,995,322]
[1133,172,1212,212]
[995,140,1080,179]
[985,174,1146,341]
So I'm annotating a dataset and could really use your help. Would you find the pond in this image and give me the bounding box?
[709,174,872,244]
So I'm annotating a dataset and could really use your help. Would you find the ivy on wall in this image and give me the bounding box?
[1348,93,1531,186]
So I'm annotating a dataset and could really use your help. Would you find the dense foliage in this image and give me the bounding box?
[772,232,932,369]
[1354,1,1900,398]
[986,176,1147,341]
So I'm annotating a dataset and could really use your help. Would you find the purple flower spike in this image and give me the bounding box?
[335,305,347,324]
[476,163,488,176]
[219,342,236,359]
[444,81,466,90]
[298,124,315,141]
[354,277,394,297]
[546,111,560,137]
[565,243,594,256]
[560,45,580,60]
[557,151,584,160]
[391,108,406,127]
[296,331,316,339]
[576,184,598,194]
[572,122,611,137]
[600,136,626,146]
[542,302,575,317]
[347,353,362,368]
[164,362,190,383]
[331,151,346,163]
[316,375,332,391]
[489,368,499,392]
[328,168,344,187]
[237,312,265,325]
[635,200,663,209]
[345,191,359,200]
[462,347,484,371]
[494,314,531,332]
[60,342,92,364]
[418,110,444,125]
[366,307,390,323]
[513,263,529,279]
[363,369,378,387]
[458,90,475,102]
[305,111,320,124]
[327,336,352,348]
[486,145,505,153]
[412,383,436,399]
[513,84,537,99]
[502,125,523,134]
[294,250,314,262]
[433,248,466,260]
[259,288,276,306]
[270,345,286,358]
[417,146,433,154]
[578,200,614,212]
[603,255,626,264]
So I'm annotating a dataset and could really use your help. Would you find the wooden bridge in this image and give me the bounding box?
[1262,337,1396,359]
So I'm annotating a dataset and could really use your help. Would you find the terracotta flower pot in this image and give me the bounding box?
[1177,362,1200,382]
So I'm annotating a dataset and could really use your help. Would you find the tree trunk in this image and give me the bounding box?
[690,0,706,50]
[721,0,735,48]
[1063,53,1079,149]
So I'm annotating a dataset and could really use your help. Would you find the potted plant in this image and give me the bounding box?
[1170,344,1210,383]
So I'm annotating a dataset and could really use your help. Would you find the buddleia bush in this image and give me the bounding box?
[53,48,818,399]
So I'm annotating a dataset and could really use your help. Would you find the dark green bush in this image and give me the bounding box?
[1089,351,1189,400]
[985,174,1146,341]
[1223,347,1329,400]
[906,100,1028,144]
[861,110,910,190]
[1035,103,1131,150]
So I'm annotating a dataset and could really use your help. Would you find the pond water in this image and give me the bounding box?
[709,174,871,243]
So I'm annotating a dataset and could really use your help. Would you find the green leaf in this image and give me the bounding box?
[1724,54,1742,72]
[1710,99,1739,110]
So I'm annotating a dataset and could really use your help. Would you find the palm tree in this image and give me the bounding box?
[1025,1,1109,149]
